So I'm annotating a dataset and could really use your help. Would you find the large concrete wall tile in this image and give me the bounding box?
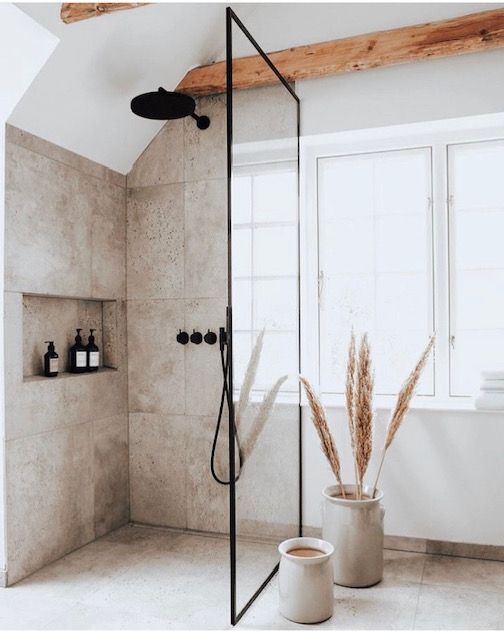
[184,95,226,182]
[127,299,185,415]
[6,423,94,584]
[5,143,93,297]
[184,298,226,417]
[184,179,227,299]
[90,179,126,299]
[127,184,184,300]
[128,120,184,188]
[129,413,186,528]
[185,415,228,534]
[6,125,126,188]
[93,414,129,537]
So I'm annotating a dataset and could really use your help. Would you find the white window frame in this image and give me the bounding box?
[300,113,504,411]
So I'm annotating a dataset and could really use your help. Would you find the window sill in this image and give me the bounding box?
[312,394,504,414]
[235,389,504,414]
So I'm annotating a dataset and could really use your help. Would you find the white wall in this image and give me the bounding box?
[298,48,504,137]
[0,3,58,581]
[303,406,504,546]
[298,37,504,547]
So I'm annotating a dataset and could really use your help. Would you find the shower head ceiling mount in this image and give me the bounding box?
[130,87,210,129]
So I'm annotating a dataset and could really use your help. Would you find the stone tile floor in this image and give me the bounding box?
[0,524,503,630]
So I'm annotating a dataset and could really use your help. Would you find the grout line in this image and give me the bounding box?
[5,413,128,443]
[424,549,504,564]
[127,175,226,191]
[412,553,427,629]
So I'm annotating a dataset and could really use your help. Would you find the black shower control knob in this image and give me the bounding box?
[190,330,203,345]
[204,330,217,345]
[176,330,189,345]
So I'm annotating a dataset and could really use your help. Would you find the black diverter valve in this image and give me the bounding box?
[204,330,217,345]
[190,330,203,344]
[176,330,189,345]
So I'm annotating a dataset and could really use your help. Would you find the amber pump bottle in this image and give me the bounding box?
[69,328,87,373]
[44,341,59,377]
[86,328,100,372]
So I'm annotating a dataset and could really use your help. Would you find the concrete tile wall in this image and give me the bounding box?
[127,90,300,540]
[4,127,129,584]
[127,96,229,534]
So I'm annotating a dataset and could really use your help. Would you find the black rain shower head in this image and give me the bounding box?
[130,87,210,130]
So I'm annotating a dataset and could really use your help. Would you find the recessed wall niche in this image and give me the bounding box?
[22,294,120,379]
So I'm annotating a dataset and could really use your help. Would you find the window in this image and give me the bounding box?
[302,115,504,408]
[232,161,299,393]
[448,140,504,396]
[317,148,434,396]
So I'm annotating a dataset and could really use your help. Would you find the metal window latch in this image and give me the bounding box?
[450,335,455,348]
[318,269,324,299]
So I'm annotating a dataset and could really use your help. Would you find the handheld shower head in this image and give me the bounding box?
[130,87,210,129]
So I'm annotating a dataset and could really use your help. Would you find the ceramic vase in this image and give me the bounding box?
[322,484,384,587]
[278,536,334,624]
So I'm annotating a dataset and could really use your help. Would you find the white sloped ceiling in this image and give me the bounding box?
[10,2,498,174]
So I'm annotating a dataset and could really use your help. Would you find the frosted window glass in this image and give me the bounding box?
[375,150,429,215]
[376,214,427,273]
[322,274,375,332]
[254,278,297,331]
[376,273,429,333]
[253,226,297,277]
[253,171,297,222]
[232,163,298,397]
[232,228,252,278]
[232,332,253,389]
[318,148,433,395]
[455,211,504,271]
[318,156,374,219]
[452,143,504,210]
[232,280,252,331]
[455,271,504,331]
[449,141,504,395]
[232,175,252,224]
[320,218,374,275]
[254,332,298,391]
[372,330,434,395]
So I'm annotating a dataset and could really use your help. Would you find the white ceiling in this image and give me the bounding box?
[10,2,499,174]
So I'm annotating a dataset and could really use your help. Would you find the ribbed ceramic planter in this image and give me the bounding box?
[278,537,334,624]
[322,484,385,588]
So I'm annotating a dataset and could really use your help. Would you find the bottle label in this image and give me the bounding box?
[89,352,99,367]
[76,352,87,368]
[49,358,59,373]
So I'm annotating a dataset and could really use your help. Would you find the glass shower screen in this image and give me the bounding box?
[226,8,301,625]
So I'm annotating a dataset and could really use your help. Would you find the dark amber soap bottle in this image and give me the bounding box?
[86,328,100,372]
[44,341,59,377]
[69,328,87,373]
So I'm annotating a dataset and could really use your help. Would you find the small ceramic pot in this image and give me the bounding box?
[322,484,385,588]
[278,536,334,624]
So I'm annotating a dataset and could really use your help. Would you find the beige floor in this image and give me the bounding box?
[0,524,503,630]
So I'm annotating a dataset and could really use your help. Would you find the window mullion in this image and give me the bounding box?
[432,142,450,402]
[299,144,321,390]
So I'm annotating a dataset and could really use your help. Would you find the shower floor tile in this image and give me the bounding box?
[0,524,502,630]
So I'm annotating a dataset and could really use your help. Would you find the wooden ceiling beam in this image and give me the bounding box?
[61,3,148,24]
[176,8,504,97]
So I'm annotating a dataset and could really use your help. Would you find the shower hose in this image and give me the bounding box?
[210,328,243,485]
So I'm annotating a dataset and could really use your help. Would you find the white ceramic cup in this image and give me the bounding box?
[278,536,334,624]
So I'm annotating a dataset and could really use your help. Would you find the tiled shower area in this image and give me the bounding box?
[4,3,504,630]
[2,95,233,586]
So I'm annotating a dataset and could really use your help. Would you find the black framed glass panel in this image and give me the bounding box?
[226,7,301,626]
